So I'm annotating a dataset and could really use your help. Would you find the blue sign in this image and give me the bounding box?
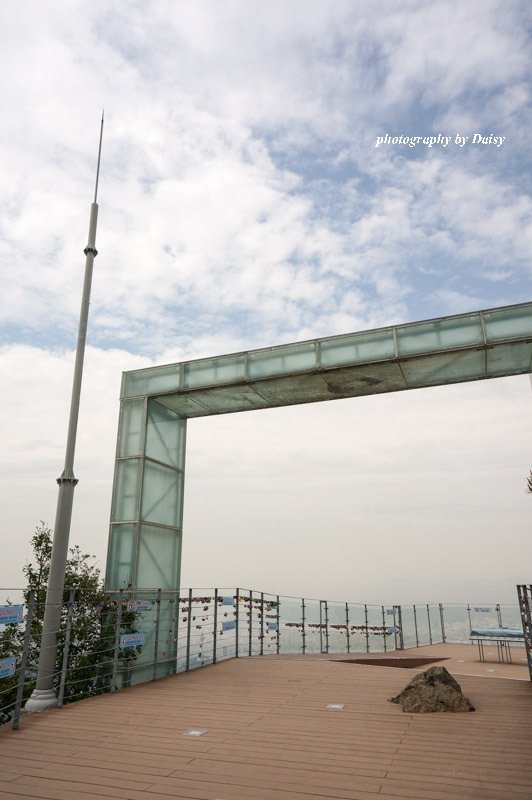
[267,622,278,632]
[0,656,16,678]
[120,632,145,649]
[222,620,236,631]
[222,597,234,606]
[0,605,23,625]
[386,626,400,635]
[474,607,492,613]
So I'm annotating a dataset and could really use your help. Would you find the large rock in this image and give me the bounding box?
[389,666,475,713]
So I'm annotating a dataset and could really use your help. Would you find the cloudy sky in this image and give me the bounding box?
[1,0,531,603]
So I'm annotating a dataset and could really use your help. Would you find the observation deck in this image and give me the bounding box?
[1,645,530,799]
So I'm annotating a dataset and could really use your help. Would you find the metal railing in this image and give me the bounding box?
[0,586,522,729]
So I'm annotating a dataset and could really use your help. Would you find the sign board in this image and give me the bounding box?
[0,605,23,625]
[222,597,234,606]
[119,632,145,649]
[0,656,16,678]
[386,609,394,615]
[474,607,492,613]
[267,622,278,632]
[222,620,236,632]
[127,600,153,612]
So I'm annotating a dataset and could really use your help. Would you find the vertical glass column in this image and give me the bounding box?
[105,397,187,592]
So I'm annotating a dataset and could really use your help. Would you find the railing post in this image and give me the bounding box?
[394,605,404,650]
[345,603,350,654]
[185,588,192,671]
[58,589,76,707]
[381,606,387,652]
[439,603,446,643]
[413,604,419,647]
[235,588,240,658]
[467,603,472,634]
[276,595,280,655]
[152,589,161,680]
[496,603,502,627]
[324,601,329,654]
[213,589,218,664]
[12,590,36,730]
[111,595,123,692]
[426,604,433,645]
[248,590,253,657]
[364,604,369,653]
[260,592,264,656]
[248,589,253,656]
[301,598,306,655]
[173,590,180,673]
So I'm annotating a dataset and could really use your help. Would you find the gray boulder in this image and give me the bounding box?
[390,666,475,713]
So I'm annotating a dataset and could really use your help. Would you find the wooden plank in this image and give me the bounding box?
[0,647,531,800]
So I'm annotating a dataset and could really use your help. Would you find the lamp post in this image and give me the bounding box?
[25,114,104,712]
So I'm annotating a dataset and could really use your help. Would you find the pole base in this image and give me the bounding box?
[24,689,59,713]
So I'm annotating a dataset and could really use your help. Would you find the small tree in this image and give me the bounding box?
[0,522,137,722]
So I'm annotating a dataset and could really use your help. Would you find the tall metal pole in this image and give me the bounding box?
[25,114,104,712]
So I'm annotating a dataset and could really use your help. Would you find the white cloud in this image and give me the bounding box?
[0,0,531,603]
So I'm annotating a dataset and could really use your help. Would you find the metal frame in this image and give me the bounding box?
[105,302,532,595]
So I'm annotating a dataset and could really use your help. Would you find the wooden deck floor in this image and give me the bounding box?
[1,645,531,800]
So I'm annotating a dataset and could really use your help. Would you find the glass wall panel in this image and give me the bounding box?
[396,314,483,356]
[483,304,532,342]
[107,524,136,588]
[141,460,183,528]
[137,525,180,589]
[111,459,141,521]
[487,343,532,376]
[118,399,146,458]
[247,342,316,379]
[183,354,245,389]
[122,364,180,398]
[400,350,485,386]
[319,329,395,368]
[146,401,186,468]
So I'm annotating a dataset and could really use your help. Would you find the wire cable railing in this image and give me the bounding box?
[0,586,525,730]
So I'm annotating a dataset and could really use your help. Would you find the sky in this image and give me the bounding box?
[0,0,531,604]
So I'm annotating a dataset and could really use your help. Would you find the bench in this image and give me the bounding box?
[469,627,525,663]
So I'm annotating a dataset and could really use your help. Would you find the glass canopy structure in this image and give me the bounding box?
[105,301,532,593]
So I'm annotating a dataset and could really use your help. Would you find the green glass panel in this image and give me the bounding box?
[247,342,316,379]
[319,328,395,367]
[400,350,485,386]
[184,354,245,389]
[141,460,183,527]
[111,459,141,521]
[137,525,180,589]
[118,399,146,458]
[122,364,180,398]
[146,400,186,468]
[178,384,270,414]
[483,304,532,343]
[107,524,136,588]
[397,314,483,356]
[487,342,532,375]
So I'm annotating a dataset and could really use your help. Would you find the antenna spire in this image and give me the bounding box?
[25,113,104,713]
[94,110,104,203]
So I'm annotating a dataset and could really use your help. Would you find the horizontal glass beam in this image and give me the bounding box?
[120,302,532,417]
